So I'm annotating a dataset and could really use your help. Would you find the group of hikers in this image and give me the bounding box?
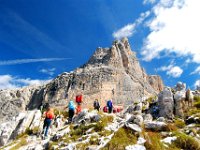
[41,96,114,139]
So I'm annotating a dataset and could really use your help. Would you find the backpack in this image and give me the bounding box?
[94,101,100,108]
[107,100,112,108]
[46,110,54,119]
[69,101,75,110]
[76,95,82,103]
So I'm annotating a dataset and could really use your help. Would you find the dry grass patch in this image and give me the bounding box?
[102,127,137,150]
[144,131,165,150]
[171,132,200,150]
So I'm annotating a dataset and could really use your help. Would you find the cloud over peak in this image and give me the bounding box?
[141,0,200,63]
[0,75,51,90]
[112,11,150,39]
[158,62,183,78]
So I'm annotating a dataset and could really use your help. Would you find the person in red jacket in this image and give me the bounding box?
[42,104,55,139]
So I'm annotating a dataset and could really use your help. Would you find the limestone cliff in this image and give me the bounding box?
[43,38,164,107]
[0,38,164,123]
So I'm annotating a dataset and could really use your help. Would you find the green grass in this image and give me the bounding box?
[174,119,186,129]
[93,115,114,132]
[145,96,157,104]
[102,127,137,150]
[89,135,100,145]
[171,132,200,150]
[9,137,28,150]
[144,131,165,150]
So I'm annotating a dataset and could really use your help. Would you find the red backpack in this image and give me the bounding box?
[46,110,54,119]
[76,95,82,103]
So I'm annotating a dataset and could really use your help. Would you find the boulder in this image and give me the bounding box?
[0,112,26,146]
[174,91,186,118]
[157,117,166,122]
[158,87,174,119]
[125,123,142,132]
[143,114,153,123]
[30,110,42,129]
[125,106,135,114]
[144,121,167,131]
[16,110,36,135]
[161,136,177,144]
[175,82,186,92]
[186,116,200,124]
[137,137,146,145]
[127,115,143,126]
[73,109,89,123]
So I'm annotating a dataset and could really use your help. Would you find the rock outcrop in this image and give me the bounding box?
[0,86,44,123]
[0,38,164,123]
[43,38,163,108]
[158,87,174,119]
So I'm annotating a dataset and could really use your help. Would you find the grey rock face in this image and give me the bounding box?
[144,121,167,131]
[175,82,186,92]
[0,86,44,123]
[158,87,174,119]
[43,38,163,108]
[174,91,186,118]
[0,38,164,123]
[143,114,153,123]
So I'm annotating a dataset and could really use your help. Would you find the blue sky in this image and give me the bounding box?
[0,0,200,90]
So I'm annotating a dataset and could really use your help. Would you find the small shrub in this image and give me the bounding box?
[25,128,33,135]
[76,143,90,149]
[48,141,58,150]
[174,119,186,128]
[89,135,99,145]
[194,96,200,102]
[54,108,60,116]
[172,132,200,150]
[163,123,178,132]
[187,108,200,116]
[146,96,157,104]
[93,116,114,132]
[98,130,112,137]
[70,124,95,136]
[32,127,40,135]
[194,101,200,109]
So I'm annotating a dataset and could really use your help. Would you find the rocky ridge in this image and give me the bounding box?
[0,38,163,123]
[0,83,200,150]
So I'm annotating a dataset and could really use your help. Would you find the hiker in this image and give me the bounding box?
[76,103,82,114]
[42,103,54,139]
[67,100,75,123]
[152,105,159,119]
[93,99,100,111]
[107,99,113,113]
[54,111,62,128]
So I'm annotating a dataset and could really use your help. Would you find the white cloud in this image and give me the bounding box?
[113,24,135,39]
[40,68,56,76]
[191,66,200,75]
[143,0,156,5]
[157,62,183,78]
[141,0,200,63]
[0,58,69,66]
[166,66,183,78]
[0,75,17,89]
[0,74,51,90]
[194,80,200,90]
[113,11,150,39]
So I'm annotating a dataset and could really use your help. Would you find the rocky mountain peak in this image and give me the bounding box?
[0,38,164,124]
